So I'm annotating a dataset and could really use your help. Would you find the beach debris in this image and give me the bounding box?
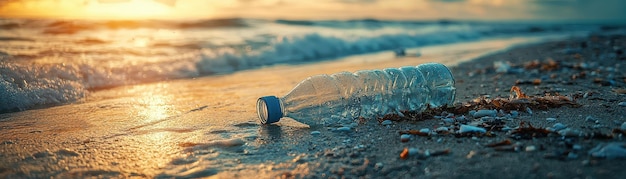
[400,147,450,160]
[311,131,321,135]
[394,48,406,57]
[525,145,537,152]
[374,162,384,170]
[452,86,580,115]
[558,128,583,137]
[588,142,626,159]
[459,125,486,134]
[435,127,450,134]
[466,150,477,159]
[472,109,497,118]
[400,134,411,142]
[510,122,550,140]
[550,123,567,131]
[515,79,542,85]
[336,127,351,132]
[485,139,512,147]
[399,130,430,136]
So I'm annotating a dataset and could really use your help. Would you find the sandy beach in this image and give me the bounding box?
[1,33,625,178]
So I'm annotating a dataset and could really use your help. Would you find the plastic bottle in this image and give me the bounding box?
[256,63,455,126]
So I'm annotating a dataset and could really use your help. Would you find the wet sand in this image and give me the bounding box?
[1,35,625,178]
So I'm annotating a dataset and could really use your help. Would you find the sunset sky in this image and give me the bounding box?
[0,0,625,21]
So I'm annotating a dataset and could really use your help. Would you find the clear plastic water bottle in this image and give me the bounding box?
[256,63,455,126]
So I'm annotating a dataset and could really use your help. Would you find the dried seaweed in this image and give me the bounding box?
[510,121,551,140]
[379,86,579,123]
[485,139,512,147]
[398,130,429,136]
[454,86,580,113]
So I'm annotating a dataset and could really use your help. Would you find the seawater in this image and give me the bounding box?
[0,18,615,112]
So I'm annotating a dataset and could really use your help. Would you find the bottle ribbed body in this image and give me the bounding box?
[278,63,455,126]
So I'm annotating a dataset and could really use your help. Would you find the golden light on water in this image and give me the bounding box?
[135,87,171,123]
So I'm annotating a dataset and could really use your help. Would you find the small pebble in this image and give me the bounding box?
[419,128,430,133]
[559,128,582,137]
[375,162,383,169]
[567,152,579,159]
[456,115,467,122]
[525,145,537,152]
[442,118,455,123]
[459,125,486,134]
[526,107,533,115]
[585,116,596,122]
[552,123,567,131]
[573,144,582,150]
[589,142,626,159]
[408,148,419,156]
[337,127,351,132]
[510,110,519,118]
[473,109,497,118]
[619,102,626,107]
[435,127,449,132]
[311,131,321,135]
[621,122,626,131]
[400,134,411,142]
[381,120,393,125]
[546,118,557,122]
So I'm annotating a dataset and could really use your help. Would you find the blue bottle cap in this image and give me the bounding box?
[257,96,283,124]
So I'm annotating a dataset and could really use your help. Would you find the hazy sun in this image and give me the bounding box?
[0,0,178,20]
[84,0,173,19]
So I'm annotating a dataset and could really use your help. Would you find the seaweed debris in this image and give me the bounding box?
[379,85,581,123]
[510,121,551,140]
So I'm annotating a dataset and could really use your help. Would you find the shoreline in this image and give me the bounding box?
[1,34,625,178]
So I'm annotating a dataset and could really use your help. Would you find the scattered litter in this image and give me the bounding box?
[400,147,450,160]
[459,125,486,134]
[466,150,477,159]
[589,142,626,159]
